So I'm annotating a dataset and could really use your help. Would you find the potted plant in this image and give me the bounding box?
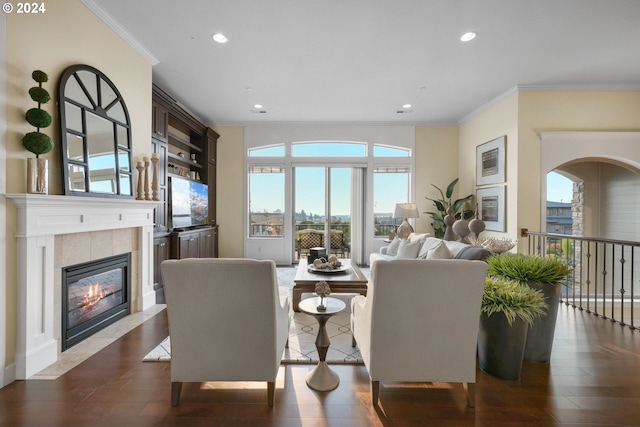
[478,276,547,380]
[424,178,474,239]
[22,70,53,194]
[487,253,571,363]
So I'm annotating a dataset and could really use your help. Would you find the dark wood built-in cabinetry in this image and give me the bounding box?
[151,83,219,303]
[171,226,217,259]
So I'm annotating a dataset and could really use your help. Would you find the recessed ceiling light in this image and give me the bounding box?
[402,104,412,109]
[254,104,263,109]
[460,32,476,42]
[212,33,228,43]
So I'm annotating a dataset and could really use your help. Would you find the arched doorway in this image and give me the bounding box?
[548,160,640,241]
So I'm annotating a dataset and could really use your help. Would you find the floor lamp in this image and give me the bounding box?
[394,203,420,239]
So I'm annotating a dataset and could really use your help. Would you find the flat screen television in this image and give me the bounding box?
[168,176,209,230]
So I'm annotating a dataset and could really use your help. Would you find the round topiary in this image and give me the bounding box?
[22,131,54,155]
[31,70,49,83]
[25,108,52,128]
[29,86,51,104]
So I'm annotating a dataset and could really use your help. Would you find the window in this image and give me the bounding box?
[291,141,366,157]
[248,166,285,237]
[373,144,410,157]
[373,167,410,237]
[248,144,285,157]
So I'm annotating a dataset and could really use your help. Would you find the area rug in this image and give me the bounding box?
[143,311,363,364]
[142,265,367,364]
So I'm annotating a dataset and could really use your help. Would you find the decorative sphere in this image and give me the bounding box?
[22,132,53,155]
[25,108,52,128]
[29,87,51,104]
[31,70,49,83]
[469,217,486,236]
[452,219,471,238]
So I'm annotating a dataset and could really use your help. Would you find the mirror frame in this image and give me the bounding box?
[58,64,134,198]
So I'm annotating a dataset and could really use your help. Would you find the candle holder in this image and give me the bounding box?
[144,158,151,200]
[135,162,144,200]
[151,156,159,201]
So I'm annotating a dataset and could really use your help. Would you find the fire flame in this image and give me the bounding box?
[81,283,113,308]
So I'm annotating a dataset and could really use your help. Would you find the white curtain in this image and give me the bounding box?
[350,168,366,265]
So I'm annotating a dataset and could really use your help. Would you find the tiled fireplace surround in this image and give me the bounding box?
[7,194,159,379]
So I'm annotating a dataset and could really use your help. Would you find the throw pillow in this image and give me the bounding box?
[454,245,493,261]
[396,239,421,259]
[426,241,453,259]
[408,233,430,243]
[418,237,444,259]
[386,236,402,256]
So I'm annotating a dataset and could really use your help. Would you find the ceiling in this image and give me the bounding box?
[87,0,640,126]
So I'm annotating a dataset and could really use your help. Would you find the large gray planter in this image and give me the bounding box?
[477,312,528,381]
[524,281,562,363]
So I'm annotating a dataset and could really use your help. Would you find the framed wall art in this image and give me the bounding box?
[477,186,505,232]
[476,136,506,186]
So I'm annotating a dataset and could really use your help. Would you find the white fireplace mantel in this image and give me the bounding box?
[7,194,159,379]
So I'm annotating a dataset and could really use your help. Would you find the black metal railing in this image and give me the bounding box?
[524,231,639,330]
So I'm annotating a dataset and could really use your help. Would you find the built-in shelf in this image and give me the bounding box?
[151,82,219,308]
[167,152,204,167]
[167,172,202,183]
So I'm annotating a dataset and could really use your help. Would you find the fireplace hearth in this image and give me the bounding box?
[62,253,131,351]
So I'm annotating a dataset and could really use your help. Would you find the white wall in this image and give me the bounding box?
[599,163,640,240]
[0,12,9,387]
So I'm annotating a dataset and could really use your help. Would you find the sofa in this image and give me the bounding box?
[373,233,492,264]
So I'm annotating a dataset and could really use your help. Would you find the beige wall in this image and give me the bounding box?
[518,91,640,242]
[4,0,152,368]
[212,126,245,258]
[457,90,640,252]
[459,93,519,242]
[414,126,459,234]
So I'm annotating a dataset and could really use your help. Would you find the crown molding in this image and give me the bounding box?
[458,86,519,125]
[459,83,640,125]
[81,0,159,66]
[518,83,640,92]
[209,120,458,128]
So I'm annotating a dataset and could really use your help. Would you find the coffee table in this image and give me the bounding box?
[298,297,346,391]
[292,259,368,312]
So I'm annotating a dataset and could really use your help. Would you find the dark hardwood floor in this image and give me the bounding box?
[1,304,639,426]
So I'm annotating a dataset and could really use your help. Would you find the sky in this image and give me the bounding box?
[249,146,575,217]
[546,171,574,202]
[250,143,405,217]
[252,167,407,218]
[253,170,573,216]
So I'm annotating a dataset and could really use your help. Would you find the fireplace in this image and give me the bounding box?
[62,253,131,351]
[7,194,157,379]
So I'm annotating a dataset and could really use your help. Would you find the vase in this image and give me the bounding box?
[27,158,48,194]
[477,312,528,381]
[524,281,562,363]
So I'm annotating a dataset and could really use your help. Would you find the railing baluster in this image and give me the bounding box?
[631,247,636,329]
[524,231,639,331]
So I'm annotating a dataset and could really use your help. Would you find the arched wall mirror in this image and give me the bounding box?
[58,64,134,197]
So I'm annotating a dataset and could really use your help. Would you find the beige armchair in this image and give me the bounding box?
[161,258,290,407]
[351,258,487,407]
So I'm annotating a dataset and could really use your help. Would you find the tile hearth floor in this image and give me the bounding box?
[31,265,369,380]
[30,305,167,380]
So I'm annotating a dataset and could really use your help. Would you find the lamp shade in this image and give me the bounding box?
[394,203,419,219]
